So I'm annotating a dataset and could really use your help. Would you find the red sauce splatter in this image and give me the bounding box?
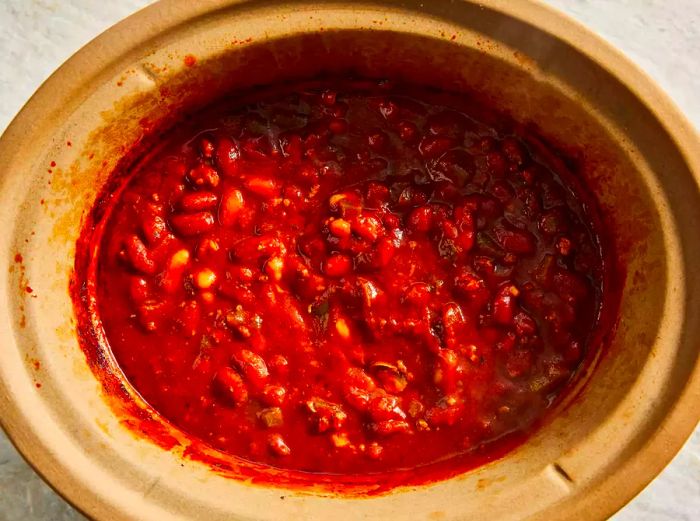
[73,79,620,492]
[25,286,33,294]
[14,253,23,263]
[50,161,56,167]
[184,54,197,67]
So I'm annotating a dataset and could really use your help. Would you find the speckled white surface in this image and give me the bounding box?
[0,1,698,520]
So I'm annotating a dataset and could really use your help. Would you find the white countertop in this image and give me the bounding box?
[0,1,698,519]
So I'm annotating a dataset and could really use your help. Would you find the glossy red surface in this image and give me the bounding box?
[83,80,609,477]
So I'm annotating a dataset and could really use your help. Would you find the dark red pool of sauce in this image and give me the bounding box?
[75,79,616,484]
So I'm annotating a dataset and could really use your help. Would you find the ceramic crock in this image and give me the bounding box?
[0,1,698,520]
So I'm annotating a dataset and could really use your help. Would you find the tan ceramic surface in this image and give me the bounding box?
[0,1,698,520]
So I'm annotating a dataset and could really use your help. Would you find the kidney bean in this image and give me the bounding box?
[261,385,287,407]
[433,349,459,393]
[170,211,215,236]
[344,387,372,412]
[324,253,352,277]
[564,340,583,365]
[245,176,279,199]
[368,394,406,422]
[277,291,310,335]
[364,182,390,208]
[129,277,150,304]
[232,234,284,260]
[136,299,167,332]
[553,269,589,304]
[141,215,167,245]
[513,311,537,336]
[418,135,455,159]
[198,137,215,158]
[320,90,337,106]
[497,331,517,353]
[215,137,241,177]
[163,159,188,179]
[396,120,418,142]
[427,111,468,139]
[396,185,429,208]
[454,269,486,298]
[493,284,520,326]
[328,218,351,239]
[493,225,535,255]
[484,151,507,177]
[268,354,289,378]
[351,214,384,242]
[440,219,459,240]
[219,280,255,306]
[178,192,218,212]
[533,253,556,287]
[442,303,466,350]
[329,118,348,134]
[187,163,220,188]
[453,205,475,252]
[371,237,396,268]
[231,349,269,389]
[344,367,377,391]
[407,206,433,233]
[212,366,248,406]
[124,234,156,274]
[490,180,514,203]
[299,235,326,258]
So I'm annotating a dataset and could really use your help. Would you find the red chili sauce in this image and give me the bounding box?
[86,80,610,477]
